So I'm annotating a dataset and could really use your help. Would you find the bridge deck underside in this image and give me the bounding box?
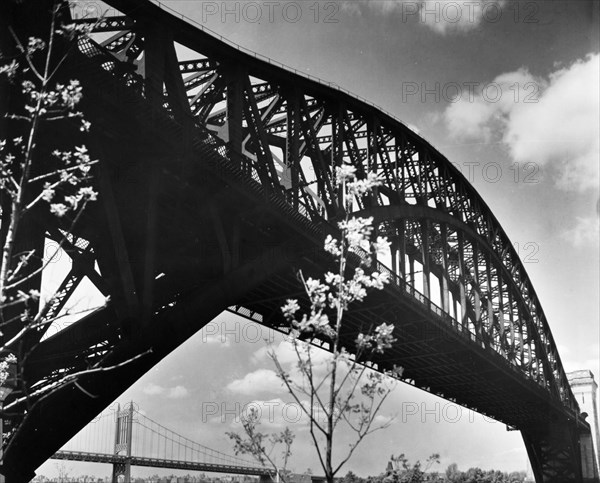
[237,272,561,431]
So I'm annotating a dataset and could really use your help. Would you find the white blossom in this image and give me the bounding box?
[0,60,18,79]
[282,299,300,319]
[369,271,389,290]
[347,172,383,197]
[324,271,341,286]
[373,236,390,255]
[41,183,55,202]
[339,217,374,251]
[324,234,341,256]
[335,164,356,185]
[27,37,46,54]
[50,203,68,217]
[78,186,97,201]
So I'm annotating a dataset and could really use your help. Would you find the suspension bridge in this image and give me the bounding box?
[50,402,272,481]
[0,0,598,482]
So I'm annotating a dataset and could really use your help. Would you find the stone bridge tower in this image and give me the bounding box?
[568,370,600,481]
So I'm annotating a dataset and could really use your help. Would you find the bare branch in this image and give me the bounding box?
[2,349,153,413]
[7,27,44,82]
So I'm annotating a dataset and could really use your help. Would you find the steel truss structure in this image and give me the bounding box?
[0,1,596,482]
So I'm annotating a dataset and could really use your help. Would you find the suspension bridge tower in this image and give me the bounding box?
[112,402,134,483]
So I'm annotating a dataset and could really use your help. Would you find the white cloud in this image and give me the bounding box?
[445,98,496,142]
[167,385,189,399]
[504,54,599,191]
[341,1,506,34]
[372,413,395,427]
[202,333,231,348]
[226,368,284,395]
[339,1,363,16]
[444,53,600,191]
[419,0,507,35]
[561,216,600,247]
[142,382,165,396]
[346,0,506,34]
[142,382,190,399]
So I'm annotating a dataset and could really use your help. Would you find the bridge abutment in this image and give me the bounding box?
[580,431,599,482]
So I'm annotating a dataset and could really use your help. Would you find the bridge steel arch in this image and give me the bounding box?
[0,1,595,482]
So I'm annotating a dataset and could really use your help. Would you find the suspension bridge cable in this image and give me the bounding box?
[133,409,264,467]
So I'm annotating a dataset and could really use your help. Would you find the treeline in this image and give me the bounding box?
[440,463,528,483]
[338,457,529,483]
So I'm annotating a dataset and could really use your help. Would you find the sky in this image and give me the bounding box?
[38,0,599,479]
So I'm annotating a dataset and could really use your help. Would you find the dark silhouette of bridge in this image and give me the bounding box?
[0,1,597,482]
[51,402,272,482]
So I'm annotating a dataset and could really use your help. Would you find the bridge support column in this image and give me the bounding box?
[580,431,599,482]
[112,402,134,483]
[112,462,131,483]
[259,474,278,483]
[522,419,599,483]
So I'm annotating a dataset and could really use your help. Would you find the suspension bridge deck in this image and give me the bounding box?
[52,451,271,475]
[50,403,272,479]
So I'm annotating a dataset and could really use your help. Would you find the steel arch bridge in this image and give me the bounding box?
[0,1,596,482]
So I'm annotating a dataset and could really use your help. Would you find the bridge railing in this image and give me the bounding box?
[333,238,575,407]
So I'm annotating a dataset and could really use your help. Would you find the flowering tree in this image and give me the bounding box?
[227,407,295,482]
[0,0,99,446]
[228,165,403,483]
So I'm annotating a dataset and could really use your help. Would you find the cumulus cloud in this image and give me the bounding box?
[445,98,497,142]
[372,413,395,426]
[222,397,335,431]
[342,0,507,35]
[444,53,600,191]
[226,368,284,395]
[561,215,600,247]
[418,0,507,35]
[504,55,599,191]
[167,385,190,399]
[142,382,165,396]
[142,382,190,399]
